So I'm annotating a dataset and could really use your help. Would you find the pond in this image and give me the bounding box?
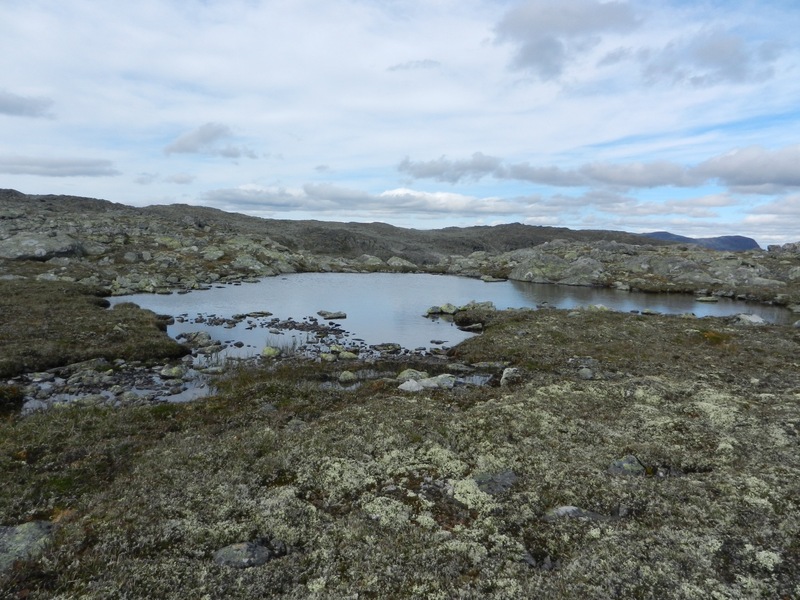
[111,272,792,359]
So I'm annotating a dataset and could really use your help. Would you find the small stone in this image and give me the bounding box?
[474,471,518,496]
[542,506,607,522]
[338,351,358,360]
[338,371,357,384]
[428,374,456,389]
[261,346,282,358]
[0,521,54,574]
[439,303,459,315]
[397,369,428,382]
[317,310,347,320]
[500,367,523,387]
[399,380,424,392]
[160,365,187,379]
[212,542,272,569]
[578,367,593,380]
[609,455,646,476]
[733,313,767,326]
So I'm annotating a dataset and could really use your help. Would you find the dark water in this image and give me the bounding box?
[111,273,792,358]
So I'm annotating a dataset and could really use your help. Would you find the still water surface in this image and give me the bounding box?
[112,273,792,358]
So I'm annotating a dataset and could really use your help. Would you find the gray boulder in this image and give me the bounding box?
[0,521,54,573]
[387,256,416,270]
[213,539,286,568]
[500,367,523,387]
[0,232,84,261]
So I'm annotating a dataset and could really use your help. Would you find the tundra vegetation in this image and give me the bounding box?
[1,191,799,598]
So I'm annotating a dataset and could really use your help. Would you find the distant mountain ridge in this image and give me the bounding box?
[643,231,760,251]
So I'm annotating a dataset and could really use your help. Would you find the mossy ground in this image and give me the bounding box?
[0,280,187,379]
[2,301,798,598]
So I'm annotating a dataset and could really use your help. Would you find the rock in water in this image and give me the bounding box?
[317,310,347,320]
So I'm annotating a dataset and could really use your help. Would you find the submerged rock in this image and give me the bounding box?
[317,310,347,320]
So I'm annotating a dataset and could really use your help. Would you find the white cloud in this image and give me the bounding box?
[495,0,640,80]
[0,89,53,118]
[398,153,502,183]
[164,123,256,158]
[202,183,520,218]
[164,173,196,184]
[0,156,118,177]
[387,59,441,72]
[399,144,800,193]
[640,30,784,87]
[0,1,798,244]
[695,145,800,189]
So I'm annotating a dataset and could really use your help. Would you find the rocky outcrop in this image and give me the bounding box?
[500,239,800,304]
[1,190,798,305]
[0,232,84,261]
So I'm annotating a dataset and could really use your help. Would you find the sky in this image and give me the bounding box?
[1,0,799,246]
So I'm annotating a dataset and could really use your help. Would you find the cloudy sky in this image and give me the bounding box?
[2,0,799,245]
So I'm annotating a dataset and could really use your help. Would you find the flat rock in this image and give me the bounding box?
[732,313,767,326]
[317,310,347,320]
[398,379,424,392]
[542,505,608,522]
[213,542,272,569]
[609,455,646,476]
[0,521,54,573]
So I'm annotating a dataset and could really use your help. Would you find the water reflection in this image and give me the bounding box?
[111,273,792,359]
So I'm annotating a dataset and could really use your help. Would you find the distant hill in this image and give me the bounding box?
[643,232,760,251]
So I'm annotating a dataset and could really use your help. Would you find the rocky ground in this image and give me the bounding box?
[1,190,800,598]
[2,189,799,305]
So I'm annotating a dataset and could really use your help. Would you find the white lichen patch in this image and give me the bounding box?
[452,478,496,512]
[753,549,783,571]
[692,391,739,428]
[296,456,376,503]
[420,444,470,477]
[361,496,412,529]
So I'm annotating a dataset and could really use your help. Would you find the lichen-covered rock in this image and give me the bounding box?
[387,256,416,270]
[732,313,767,326]
[397,369,428,382]
[0,232,84,261]
[398,379,424,392]
[474,471,518,496]
[212,539,286,568]
[500,367,523,387]
[609,455,646,476]
[542,505,608,522]
[0,521,54,573]
[338,370,357,384]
